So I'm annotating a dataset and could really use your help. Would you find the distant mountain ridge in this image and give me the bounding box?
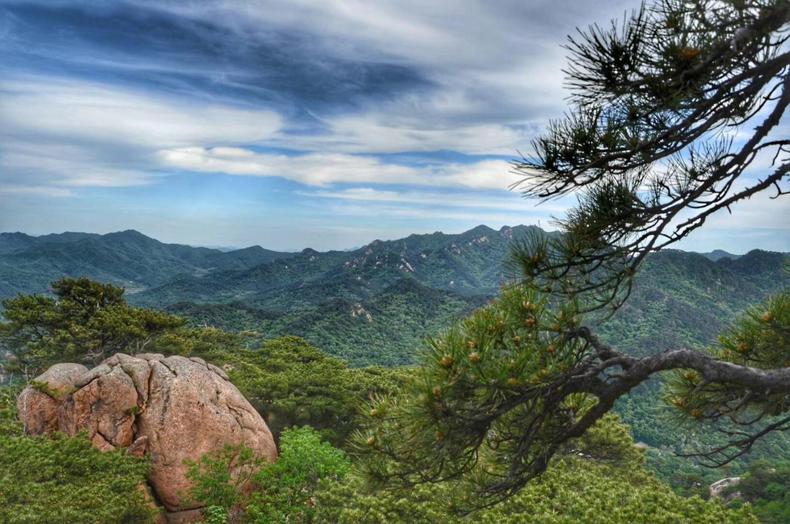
[0,230,293,300]
[3,226,787,491]
[2,226,786,367]
[699,249,740,261]
[132,224,543,308]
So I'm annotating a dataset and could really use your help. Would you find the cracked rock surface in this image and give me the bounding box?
[17,353,278,516]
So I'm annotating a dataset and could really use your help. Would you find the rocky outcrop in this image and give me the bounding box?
[709,477,742,501]
[17,363,88,434]
[17,354,277,521]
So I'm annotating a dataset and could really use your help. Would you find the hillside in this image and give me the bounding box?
[164,248,787,368]
[598,249,790,357]
[3,227,787,366]
[2,225,789,498]
[131,224,543,309]
[168,278,491,366]
[0,230,294,299]
[3,227,787,368]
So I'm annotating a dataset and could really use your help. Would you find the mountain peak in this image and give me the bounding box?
[466,224,496,235]
[106,229,149,238]
[700,249,739,262]
[723,249,786,274]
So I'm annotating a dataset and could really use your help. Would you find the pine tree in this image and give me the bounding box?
[356,0,790,506]
[0,277,184,378]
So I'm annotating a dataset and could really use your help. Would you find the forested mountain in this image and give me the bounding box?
[599,249,789,358]
[2,225,788,510]
[700,249,740,262]
[169,279,491,366]
[132,224,541,307]
[0,230,293,299]
[2,226,786,368]
[594,249,790,489]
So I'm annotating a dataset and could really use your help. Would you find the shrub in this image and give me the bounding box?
[0,432,154,523]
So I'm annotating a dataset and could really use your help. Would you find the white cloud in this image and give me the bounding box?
[303,187,564,212]
[0,76,283,149]
[0,75,532,190]
[0,184,74,198]
[0,75,284,190]
[285,113,530,155]
[0,141,157,187]
[158,146,521,189]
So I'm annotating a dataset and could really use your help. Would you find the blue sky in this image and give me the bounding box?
[0,0,787,252]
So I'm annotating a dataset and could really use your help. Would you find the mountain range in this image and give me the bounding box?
[2,225,789,486]
[1,226,787,366]
[0,229,292,298]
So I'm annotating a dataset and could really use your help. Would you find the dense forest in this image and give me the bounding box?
[1,225,788,521]
[0,295,765,522]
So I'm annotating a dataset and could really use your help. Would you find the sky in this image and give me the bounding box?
[0,0,787,252]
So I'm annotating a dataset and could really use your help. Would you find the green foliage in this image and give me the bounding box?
[0,385,22,436]
[594,252,790,490]
[193,336,406,447]
[247,426,351,523]
[153,325,255,357]
[317,456,756,524]
[716,291,790,369]
[30,379,74,399]
[352,284,604,495]
[320,405,755,523]
[204,506,229,524]
[186,427,350,523]
[725,460,790,524]
[186,444,263,511]
[661,291,790,462]
[354,277,790,511]
[0,277,184,377]
[0,433,153,523]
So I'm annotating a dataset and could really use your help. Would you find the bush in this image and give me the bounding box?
[187,426,350,523]
[247,426,350,523]
[317,457,757,524]
[0,432,154,523]
[0,385,22,436]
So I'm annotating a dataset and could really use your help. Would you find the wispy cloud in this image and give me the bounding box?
[0,76,283,148]
[281,114,531,156]
[158,146,518,189]
[0,75,283,189]
[0,141,158,188]
[301,187,556,212]
[0,184,74,198]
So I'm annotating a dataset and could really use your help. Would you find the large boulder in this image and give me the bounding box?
[17,363,88,434]
[17,354,277,520]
